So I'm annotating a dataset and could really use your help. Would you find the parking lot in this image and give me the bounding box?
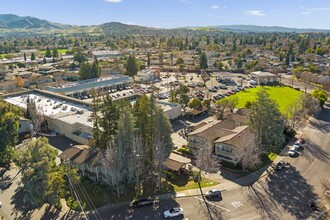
[151,72,254,103]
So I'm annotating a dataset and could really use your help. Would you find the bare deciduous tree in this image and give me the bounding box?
[232,135,261,171]
[227,96,239,113]
[285,101,303,130]
[213,99,229,120]
[298,93,321,117]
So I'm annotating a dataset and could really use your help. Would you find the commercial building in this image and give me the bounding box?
[92,50,121,59]
[44,75,133,97]
[4,89,182,145]
[250,71,277,85]
[4,91,94,145]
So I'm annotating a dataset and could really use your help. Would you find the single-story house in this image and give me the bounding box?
[250,71,277,85]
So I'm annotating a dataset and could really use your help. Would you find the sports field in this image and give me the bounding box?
[230,86,302,114]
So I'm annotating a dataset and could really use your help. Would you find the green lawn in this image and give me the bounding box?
[228,86,302,114]
[40,49,69,55]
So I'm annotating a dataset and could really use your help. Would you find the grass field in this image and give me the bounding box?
[228,86,303,114]
[40,49,69,55]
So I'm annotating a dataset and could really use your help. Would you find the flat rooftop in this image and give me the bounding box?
[44,75,133,94]
[4,93,93,127]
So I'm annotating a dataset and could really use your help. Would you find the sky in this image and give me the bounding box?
[1,0,330,29]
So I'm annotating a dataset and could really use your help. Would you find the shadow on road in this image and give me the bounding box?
[10,187,33,220]
[247,165,317,219]
[307,107,330,132]
[304,142,330,164]
[10,187,62,220]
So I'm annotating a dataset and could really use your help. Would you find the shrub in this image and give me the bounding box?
[164,170,176,180]
[177,147,193,156]
[92,185,102,195]
[244,100,252,109]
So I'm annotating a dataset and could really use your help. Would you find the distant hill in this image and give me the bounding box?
[100,22,162,35]
[0,14,71,29]
[0,14,329,36]
[212,25,330,33]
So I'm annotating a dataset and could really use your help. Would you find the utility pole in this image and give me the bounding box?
[197,148,213,220]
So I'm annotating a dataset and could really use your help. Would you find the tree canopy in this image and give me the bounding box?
[17,137,66,208]
[249,88,285,153]
[199,52,208,69]
[78,58,101,80]
[125,54,138,76]
[0,100,21,165]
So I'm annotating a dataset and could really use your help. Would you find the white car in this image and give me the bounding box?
[288,145,299,157]
[163,207,183,218]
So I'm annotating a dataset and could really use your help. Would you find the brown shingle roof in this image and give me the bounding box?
[188,120,236,142]
[215,126,255,149]
[58,147,82,161]
[58,145,100,165]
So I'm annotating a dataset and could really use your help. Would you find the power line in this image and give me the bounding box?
[65,160,89,220]
[66,160,102,220]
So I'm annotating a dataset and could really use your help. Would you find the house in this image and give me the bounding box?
[58,145,110,183]
[0,81,18,92]
[35,76,54,85]
[61,72,79,81]
[187,118,256,165]
[163,153,191,174]
[187,120,236,154]
[214,126,255,165]
[223,108,250,127]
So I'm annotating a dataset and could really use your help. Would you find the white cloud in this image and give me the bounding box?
[105,0,122,3]
[300,11,311,15]
[178,0,193,5]
[211,5,219,10]
[307,7,330,11]
[244,10,265,16]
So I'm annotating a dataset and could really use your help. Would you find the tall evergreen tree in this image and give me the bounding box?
[99,95,120,149]
[125,54,138,76]
[45,47,52,58]
[30,52,36,61]
[199,52,208,69]
[249,89,285,153]
[52,47,59,58]
[147,52,150,68]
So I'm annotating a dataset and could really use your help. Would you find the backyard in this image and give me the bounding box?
[229,86,303,114]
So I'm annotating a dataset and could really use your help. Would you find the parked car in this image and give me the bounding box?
[205,189,222,198]
[275,161,285,171]
[163,207,183,218]
[288,145,299,157]
[220,85,227,89]
[130,198,153,208]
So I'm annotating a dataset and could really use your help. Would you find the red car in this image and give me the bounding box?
[227,91,234,95]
